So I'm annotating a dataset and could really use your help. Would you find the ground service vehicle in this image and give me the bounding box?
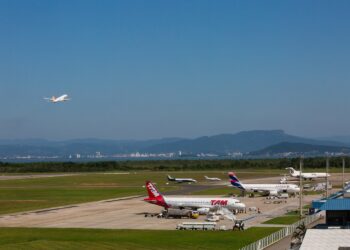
[163,209,198,219]
[176,222,217,230]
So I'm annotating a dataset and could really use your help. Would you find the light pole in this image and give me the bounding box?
[299,157,303,218]
[343,158,345,189]
[326,157,329,198]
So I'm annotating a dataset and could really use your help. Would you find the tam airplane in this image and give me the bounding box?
[286,167,330,181]
[167,175,197,183]
[44,94,71,103]
[228,172,300,196]
[204,176,221,181]
[144,181,245,220]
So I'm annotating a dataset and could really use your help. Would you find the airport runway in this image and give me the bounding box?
[0,173,341,230]
[0,193,320,230]
[0,173,80,180]
[0,172,129,181]
[164,184,219,195]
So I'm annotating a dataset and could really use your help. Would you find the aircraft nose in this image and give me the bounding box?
[238,203,246,208]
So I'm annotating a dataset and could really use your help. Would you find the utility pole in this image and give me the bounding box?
[299,157,303,218]
[343,158,345,189]
[326,157,329,198]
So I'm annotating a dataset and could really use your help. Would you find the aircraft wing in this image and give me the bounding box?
[252,188,277,195]
[220,207,236,221]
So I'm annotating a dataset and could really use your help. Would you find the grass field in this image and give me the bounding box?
[0,173,174,215]
[303,190,324,195]
[0,171,279,215]
[0,187,146,215]
[262,215,300,225]
[0,227,281,250]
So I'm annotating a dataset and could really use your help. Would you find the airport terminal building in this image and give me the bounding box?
[299,186,350,250]
[312,188,350,227]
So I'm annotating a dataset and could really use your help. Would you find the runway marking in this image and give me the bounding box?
[34,206,79,214]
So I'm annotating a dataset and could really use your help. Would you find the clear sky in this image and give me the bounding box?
[1,0,350,140]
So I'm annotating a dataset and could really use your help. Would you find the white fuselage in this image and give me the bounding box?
[240,183,300,195]
[171,178,197,183]
[291,171,329,180]
[51,94,69,103]
[163,197,245,210]
[205,177,221,181]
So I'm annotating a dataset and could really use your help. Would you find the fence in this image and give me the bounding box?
[240,213,321,250]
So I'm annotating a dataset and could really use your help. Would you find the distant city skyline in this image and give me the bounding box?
[1,1,350,140]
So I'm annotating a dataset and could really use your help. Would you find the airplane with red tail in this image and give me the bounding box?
[144,181,245,220]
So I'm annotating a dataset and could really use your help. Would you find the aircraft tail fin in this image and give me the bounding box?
[144,181,168,207]
[228,172,245,190]
[145,181,162,199]
[167,175,174,181]
[286,167,296,174]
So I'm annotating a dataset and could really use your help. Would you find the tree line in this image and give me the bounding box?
[0,157,349,173]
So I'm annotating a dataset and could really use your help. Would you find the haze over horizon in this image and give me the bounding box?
[1,1,350,140]
[0,129,348,143]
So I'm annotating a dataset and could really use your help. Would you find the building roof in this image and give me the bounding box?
[300,229,350,250]
[312,199,350,210]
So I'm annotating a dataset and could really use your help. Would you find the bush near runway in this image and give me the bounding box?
[0,157,349,173]
[0,227,281,250]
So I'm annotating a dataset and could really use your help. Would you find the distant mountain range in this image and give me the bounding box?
[250,142,350,156]
[0,130,349,158]
[144,130,345,154]
[317,135,350,144]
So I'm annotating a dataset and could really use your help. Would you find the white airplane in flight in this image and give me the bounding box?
[228,172,300,196]
[286,167,330,181]
[204,176,221,181]
[44,94,71,103]
[167,175,197,183]
[144,181,245,220]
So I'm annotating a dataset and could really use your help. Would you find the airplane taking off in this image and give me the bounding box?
[167,175,197,183]
[44,94,71,103]
[228,172,300,196]
[144,181,245,220]
[204,176,221,181]
[286,167,330,181]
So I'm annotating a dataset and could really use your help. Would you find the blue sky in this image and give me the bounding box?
[1,0,350,140]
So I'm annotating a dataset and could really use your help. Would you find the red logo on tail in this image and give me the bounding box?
[144,181,168,208]
[146,181,160,198]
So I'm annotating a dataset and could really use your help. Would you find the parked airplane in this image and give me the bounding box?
[44,94,71,103]
[167,175,197,183]
[286,167,330,181]
[144,181,245,220]
[204,176,221,181]
[228,172,300,196]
